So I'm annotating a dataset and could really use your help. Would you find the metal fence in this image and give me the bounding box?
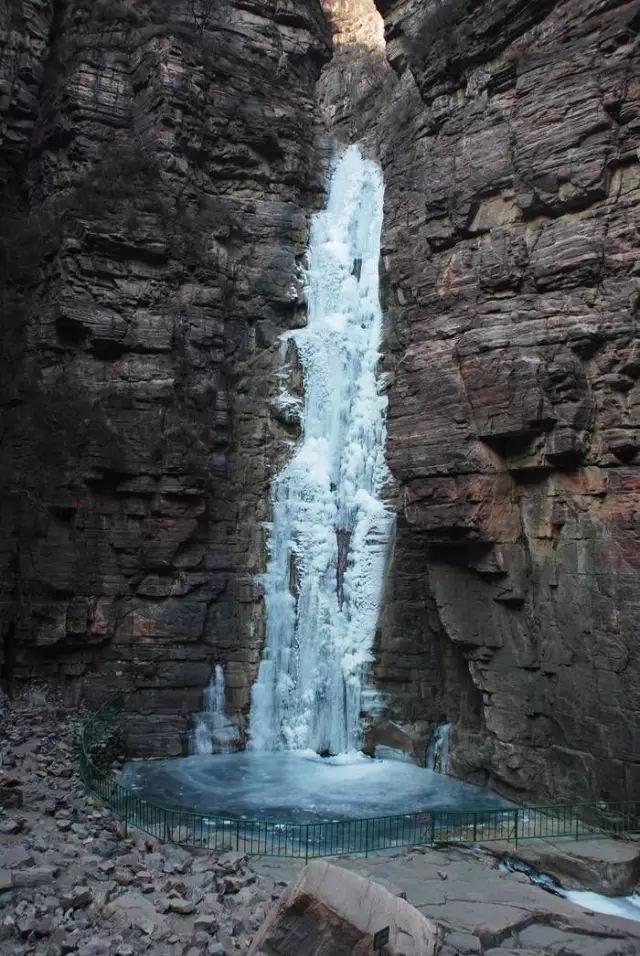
[80,694,640,860]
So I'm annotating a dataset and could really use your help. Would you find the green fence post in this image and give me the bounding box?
[472,811,477,844]
[236,820,240,852]
[430,812,436,846]
[305,825,309,863]
[513,809,518,848]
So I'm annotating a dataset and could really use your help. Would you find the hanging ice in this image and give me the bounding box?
[427,723,452,774]
[191,665,238,755]
[249,145,393,755]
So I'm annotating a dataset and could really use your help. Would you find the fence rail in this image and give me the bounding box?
[80,694,640,859]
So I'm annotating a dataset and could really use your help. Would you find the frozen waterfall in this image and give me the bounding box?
[191,665,238,755]
[427,723,452,775]
[249,145,393,755]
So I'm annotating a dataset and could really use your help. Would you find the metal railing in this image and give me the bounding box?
[80,694,640,859]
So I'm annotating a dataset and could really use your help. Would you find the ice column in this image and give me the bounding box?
[191,665,238,755]
[427,723,452,774]
[249,145,393,755]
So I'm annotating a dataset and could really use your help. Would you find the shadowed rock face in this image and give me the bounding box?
[0,0,331,751]
[366,0,640,801]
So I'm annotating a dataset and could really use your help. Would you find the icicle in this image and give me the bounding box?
[427,723,452,774]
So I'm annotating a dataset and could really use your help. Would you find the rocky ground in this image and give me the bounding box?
[254,849,640,955]
[0,690,280,956]
[2,691,640,956]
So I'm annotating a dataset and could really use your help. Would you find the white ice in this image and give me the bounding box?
[249,145,393,755]
[121,751,512,824]
[427,722,452,774]
[563,890,640,924]
[190,665,238,755]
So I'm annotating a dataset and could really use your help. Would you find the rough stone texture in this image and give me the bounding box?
[247,859,440,956]
[0,689,287,956]
[5,691,639,956]
[488,837,640,897]
[0,0,331,752]
[253,845,640,956]
[350,0,640,801]
[3,0,640,809]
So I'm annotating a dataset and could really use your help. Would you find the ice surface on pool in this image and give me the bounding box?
[121,750,512,824]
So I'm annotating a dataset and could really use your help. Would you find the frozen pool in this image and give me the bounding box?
[120,750,512,824]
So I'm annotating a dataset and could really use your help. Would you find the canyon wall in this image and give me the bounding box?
[0,0,330,751]
[367,0,640,802]
[2,0,639,804]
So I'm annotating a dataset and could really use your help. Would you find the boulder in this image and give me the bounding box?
[61,885,94,910]
[11,867,56,888]
[247,860,439,956]
[104,889,167,934]
[0,845,32,870]
[489,839,640,896]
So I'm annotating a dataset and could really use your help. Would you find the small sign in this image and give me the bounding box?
[373,926,390,951]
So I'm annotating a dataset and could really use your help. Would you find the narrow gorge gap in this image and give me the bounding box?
[121,144,512,827]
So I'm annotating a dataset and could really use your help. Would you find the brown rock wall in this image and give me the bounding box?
[369,0,640,800]
[0,0,331,752]
[3,0,640,806]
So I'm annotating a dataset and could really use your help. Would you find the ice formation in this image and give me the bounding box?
[191,665,238,755]
[427,723,453,774]
[249,145,392,755]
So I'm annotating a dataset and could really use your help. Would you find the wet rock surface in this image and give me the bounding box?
[485,837,640,897]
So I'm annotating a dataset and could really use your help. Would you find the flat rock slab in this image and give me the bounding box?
[336,848,640,954]
[485,838,640,895]
[247,859,439,956]
[253,845,640,955]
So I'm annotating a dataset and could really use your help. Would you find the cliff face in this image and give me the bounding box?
[369,0,640,801]
[2,0,639,804]
[0,0,330,750]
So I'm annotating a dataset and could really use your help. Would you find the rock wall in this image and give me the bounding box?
[0,0,331,752]
[3,0,639,805]
[369,0,640,802]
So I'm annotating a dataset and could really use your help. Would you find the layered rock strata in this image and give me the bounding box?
[0,0,330,751]
[366,0,640,802]
[2,0,640,806]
